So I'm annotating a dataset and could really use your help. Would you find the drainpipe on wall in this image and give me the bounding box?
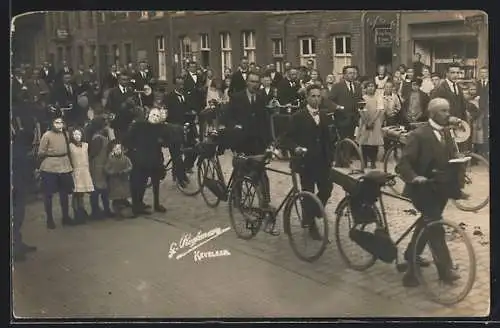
[360,10,367,74]
[284,14,290,66]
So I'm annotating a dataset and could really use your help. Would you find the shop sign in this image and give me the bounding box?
[375,27,392,47]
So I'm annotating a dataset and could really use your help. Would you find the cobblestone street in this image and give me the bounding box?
[13,152,490,318]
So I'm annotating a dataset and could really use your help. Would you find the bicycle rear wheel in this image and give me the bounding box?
[176,154,202,196]
[334,138,365,172]
[228,177,263,240]
[413,219,476,305]
[284,191,329,262]
[451,152,489,212]
[382,143,405,195]
[198,157,222,208]
[334,197,383,271]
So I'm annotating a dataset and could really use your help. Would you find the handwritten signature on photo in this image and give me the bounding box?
[168,226,231,261]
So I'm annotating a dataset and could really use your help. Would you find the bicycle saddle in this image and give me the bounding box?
[245,154,268,163]
[360,170,395,185]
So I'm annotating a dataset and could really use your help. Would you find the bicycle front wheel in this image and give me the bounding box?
[198,157,222,208]
[413,219,476,305]
[451,152,489,212]
[334,138,365,172]
[382,143,405,195]
[284,191,329,262]
[228,177,263,240]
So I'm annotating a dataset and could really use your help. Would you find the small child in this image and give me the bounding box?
[89,117,114,219]
[68,127,95,223]
[104,140,134,219]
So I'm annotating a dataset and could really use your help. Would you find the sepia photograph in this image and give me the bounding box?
[10,10,490,320]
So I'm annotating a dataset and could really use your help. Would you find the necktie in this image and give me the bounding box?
[453,83,458,95]
[433,128,446,145]
[350,82,354,94]
[310,110,319,116]
[483,81,486,88]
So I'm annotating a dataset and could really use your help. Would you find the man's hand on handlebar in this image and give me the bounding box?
[412,176,428,184]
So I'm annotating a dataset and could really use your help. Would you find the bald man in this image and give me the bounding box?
[396,97,465,287]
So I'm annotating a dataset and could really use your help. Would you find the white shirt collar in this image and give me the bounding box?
[119,84,125,93]
[428,118,444,131]
[446,79,458,91]
[307,104,319,114]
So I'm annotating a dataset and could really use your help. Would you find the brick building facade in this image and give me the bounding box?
[13,11,488,83]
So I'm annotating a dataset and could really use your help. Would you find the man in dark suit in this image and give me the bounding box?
[276,68,300,107]
[132,61,154,91]
[56,60,73,83]
[396,97,463,287]
[259,75,275,106]
[476,66,489,158]
[183,61,205,140]
[26,68,50,104]
[275,68,301,157]
[430,63,467,120]
[105,73,136,141]
[226,71,273,207]
[164,75,197,182]
[328,65,363,140]
[430,63,468,151]
[12,68,28,106]
[103,64,120,90]
[320,74,336,112]
[412,53,424,78]
[40,61,56,87]
[228,57,250,96]
[265,63,283,88]
[286,84,334,240]
[400,78,430,127]
[50,72,82,126]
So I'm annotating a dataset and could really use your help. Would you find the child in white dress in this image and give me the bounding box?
[68,128,94,223]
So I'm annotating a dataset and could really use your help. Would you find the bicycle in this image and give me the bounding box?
[145,119,203,197]
[332,168,476,305]
[228,145,330,262]
[382,120,489,212]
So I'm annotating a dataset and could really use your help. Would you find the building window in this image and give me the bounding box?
[156,36,167,81]
[77,45,85,66]
[242,31,256,63]
[88,11,94,28]
[333,35,352,74]
[179,36,192,68]
[90,44,97,65]
[220,32,232,77]
[272,38,284,57]
[299,37,316,67]
[124,43,132,64]
[75,12,81,29]
[112,44,119,65]
[200,33,210,69]
[140,11,149,19]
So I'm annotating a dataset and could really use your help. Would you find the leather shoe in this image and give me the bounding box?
[309,225,322,241]
[154,205,167,213]
[402,272,419,287]
[440,270,461,285]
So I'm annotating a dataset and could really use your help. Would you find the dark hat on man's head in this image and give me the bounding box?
[411,77,423,87]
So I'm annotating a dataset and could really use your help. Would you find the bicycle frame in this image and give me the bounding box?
[377,190,421,247]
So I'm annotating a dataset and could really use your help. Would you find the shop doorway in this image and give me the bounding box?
[376,47,393,73]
